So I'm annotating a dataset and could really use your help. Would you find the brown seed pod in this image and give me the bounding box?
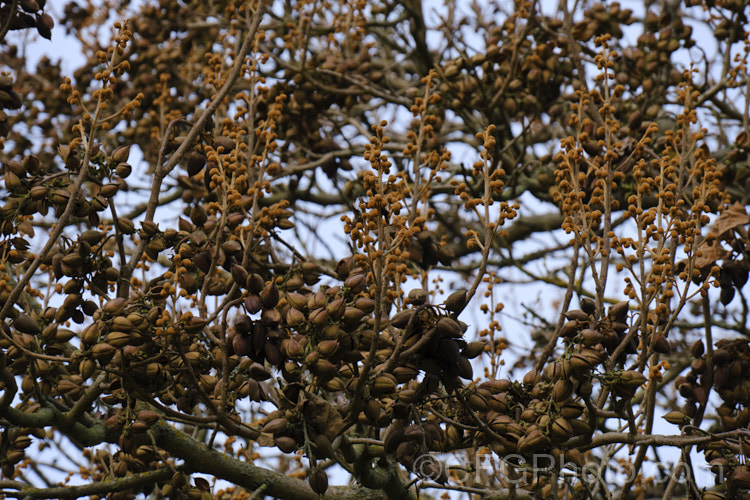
[344,273,366,294]
[105,331,132,348]
[608,301,629,323]
[383,423,406,453]
[517,428,548,454]
[615,370,647,392]
[372,374,397,395]
[552,379,574,402]
[317,339,339,358]
[249,362,271,381]
[467,392,488,411]
[309,470,328,495]
[560,320,579,338]
[186,151,206,176]
[436,317,462,338]
[213,136,235,153]
[580,297,596,315]
[390,309,414,328]
[312,359,337,378]
[690,339,705,358]
[309,308,329,327]
[550,417,574,441]
[653,335,671,354]
[523,369,541,386]
[354,297,375,313]
[274,436,297,453]
[285,292,308,310]
[564,309,588,321]
[262,418,289,435]
[136,410,160,426]
[407,288,428,305]
[663,410,690,426]
[580,328,603,346]
[13,313,40,335]
[312,434,333,459]
[326,297,346,320]
[260,282,279,309]
[246,273,265,294]
[393,366,419,383]
[445,289,468,314]
[558,401,582,419]
[463,341,485,359]
[306,291,326,310]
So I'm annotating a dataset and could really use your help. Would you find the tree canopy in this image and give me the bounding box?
[1,0,750,499]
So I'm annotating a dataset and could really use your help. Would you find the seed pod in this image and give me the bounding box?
[309,470,328,495]
[372,374,397,395]
[457,355,473,380]
[580,328,603,346]
[313,359,337,378]
[312,434,333,459]
[436,317,462,338]
[391,309,414,328]
[326,297,346,320]
[564,309,588,321]
[353,297,375,313]
[112,145,131,164]
[320,324,342,340]
[309,308,328,327]
[105,331,131,348]
[690,339,704,358]
[568,354,593,372]
[262,418,289,435]
[246,273,265,294]
[463,341,485,359]
[260,282,279,309]
[393,366,419,383]
[663,410,690,426]
[653,335,671,354]
[81,322,100,345]
[249,362,271,381]
[307,291,327,310]
[280,338,303,359]
[560,320,579,338]
[285,292,307,310]
[274,436,297,453]
[336,257,352,279]
[36,12,54,39]
[608,301,629,323]
[616,370,647,391]
[731,466,750,489]
[552,379,574,402]
[445,289,467,314]
[517,428,548,454]
[186,151,206,176]
[523,369,541,386]
[467,392,488,411]
[317,339,339,358]
[13,313,40,335]
[364,399,381,424]
[136,410,160,426]
[550,417,574,441]
[408,288,428,305]
[565,448,586,469]
[384,423,406,453]
[547,360,572,380]
[344,273,366,294]
[214,136,235,153]
[285,308,305,327]
[580,297,596,315]
[91,343,116,360]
